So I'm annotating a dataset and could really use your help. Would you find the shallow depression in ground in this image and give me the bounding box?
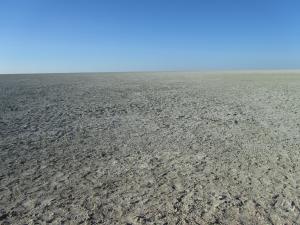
[1,72,300,224]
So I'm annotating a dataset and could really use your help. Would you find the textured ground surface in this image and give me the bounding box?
[1,71,300,225]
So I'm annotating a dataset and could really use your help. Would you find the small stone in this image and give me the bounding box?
[218,195,226,200]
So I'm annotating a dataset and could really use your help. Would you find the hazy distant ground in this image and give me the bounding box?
[1,71,300,225]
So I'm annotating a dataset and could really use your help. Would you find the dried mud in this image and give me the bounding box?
[1,72,300,224]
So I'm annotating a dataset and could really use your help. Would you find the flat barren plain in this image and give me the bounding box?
[1,71,300,225]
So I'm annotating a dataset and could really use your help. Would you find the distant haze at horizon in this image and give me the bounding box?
[1,0,300,73]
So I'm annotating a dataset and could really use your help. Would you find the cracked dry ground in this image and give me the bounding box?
[1,72,300,225]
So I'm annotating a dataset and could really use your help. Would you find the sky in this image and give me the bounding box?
[0,0,300,73]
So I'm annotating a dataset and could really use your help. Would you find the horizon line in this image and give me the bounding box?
[1,68,300,75]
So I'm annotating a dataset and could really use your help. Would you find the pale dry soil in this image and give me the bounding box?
[1,72,300,225]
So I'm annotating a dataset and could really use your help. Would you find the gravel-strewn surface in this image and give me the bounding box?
[1,72,300,225]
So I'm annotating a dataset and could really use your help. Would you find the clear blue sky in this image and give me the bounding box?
[1,0,300,73]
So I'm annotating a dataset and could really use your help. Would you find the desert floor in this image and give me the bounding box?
[1,71,300,225]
